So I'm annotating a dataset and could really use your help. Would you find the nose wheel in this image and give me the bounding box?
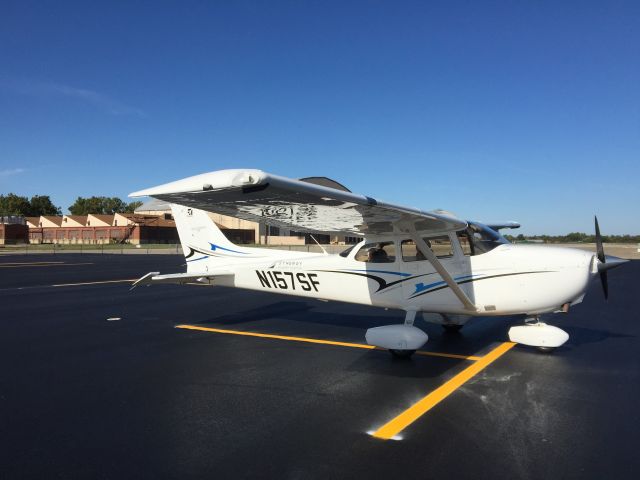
[389,349,416,358]
[536,346,555,353]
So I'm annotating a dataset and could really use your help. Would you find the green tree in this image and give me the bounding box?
[125,201,143,213]
[565,232,587,242]
[0,193,30,215]
[68,196,133,215]
[27,195,61,216]
[103,197,127,214]
[69,197,90,215]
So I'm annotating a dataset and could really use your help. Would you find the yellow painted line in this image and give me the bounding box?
[371,341,516,440]
[0,262,94,268]
[415,351,481,361]
[176,324,379,349]
[175,325,479,361]
[51,279,135,287]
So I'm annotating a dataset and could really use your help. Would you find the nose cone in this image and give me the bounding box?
[598,255,629,272]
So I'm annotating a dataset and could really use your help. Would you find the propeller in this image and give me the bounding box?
[594,216,628,300]
[594,216,608,299]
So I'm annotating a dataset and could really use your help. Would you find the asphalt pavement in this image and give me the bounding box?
[0,254,638,479]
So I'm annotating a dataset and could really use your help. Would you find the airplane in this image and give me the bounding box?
[130,169,627,357]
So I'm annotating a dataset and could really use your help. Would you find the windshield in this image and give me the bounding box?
[340,245,357,258]
[459,222,509,255]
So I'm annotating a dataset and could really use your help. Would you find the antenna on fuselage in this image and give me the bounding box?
[310,235,328,255]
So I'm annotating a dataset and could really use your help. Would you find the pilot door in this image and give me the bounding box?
[400,234,458,302]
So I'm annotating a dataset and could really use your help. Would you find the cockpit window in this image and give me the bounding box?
[457,222,509,255]
[355,241,396,263]
[457,231,474,255]
[401,236,453,261]
[339,244,357,258]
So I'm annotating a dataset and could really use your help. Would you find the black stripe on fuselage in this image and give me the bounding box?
[311,270,436,293]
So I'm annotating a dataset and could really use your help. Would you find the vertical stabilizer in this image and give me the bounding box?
[170,204,245,260]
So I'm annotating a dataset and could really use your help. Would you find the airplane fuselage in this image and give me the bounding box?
[189,241,596,318]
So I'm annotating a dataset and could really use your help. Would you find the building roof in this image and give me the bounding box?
[87,214,114,226]
[40,216,63,227]
[62,215,88,226]
[135,198,171,213]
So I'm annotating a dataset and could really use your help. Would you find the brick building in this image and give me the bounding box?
[26,213,179,245]
[0,216,28,244]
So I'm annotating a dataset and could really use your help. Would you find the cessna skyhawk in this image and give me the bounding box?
[130,169,626,356]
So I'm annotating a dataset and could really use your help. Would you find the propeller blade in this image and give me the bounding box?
[595,216,609,300]
[595,216,605,264]
[601,270,609,300]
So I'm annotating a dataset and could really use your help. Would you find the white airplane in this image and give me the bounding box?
[130,169,627,357]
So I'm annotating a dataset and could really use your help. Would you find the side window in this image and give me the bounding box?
[401,240,421,261]
[457,231,474,256]
[401,235,453,262]
[355,242,396,263]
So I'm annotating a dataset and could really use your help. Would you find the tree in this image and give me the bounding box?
[103,197,127,214]
[125,201,143,213]
[68,196,139,215]
[0,193,61,217]
[0,193,30,215]
[69,197,93,215]
[27,195,61,216]
[565,232,587,242]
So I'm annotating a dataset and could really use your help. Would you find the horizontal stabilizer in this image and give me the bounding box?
[131,270,234,289]
[486,222,520,231]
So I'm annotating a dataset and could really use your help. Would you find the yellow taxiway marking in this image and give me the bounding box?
[51,279,135,287]
[174,325,480,361]
[371,342,516,440]
[0,262,94,268]
[415,351,481,361]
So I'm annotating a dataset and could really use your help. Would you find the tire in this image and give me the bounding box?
[389,349,416,358]
[537,346,555,353]
[442,324,463,333]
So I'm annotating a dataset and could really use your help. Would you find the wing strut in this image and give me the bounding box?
[406,223,477,312]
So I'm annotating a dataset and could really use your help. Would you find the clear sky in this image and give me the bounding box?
[1,1,638,235]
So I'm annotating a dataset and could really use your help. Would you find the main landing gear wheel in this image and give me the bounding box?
[442,324,463,333]
[389,349,416,358]
[536,346,555,353]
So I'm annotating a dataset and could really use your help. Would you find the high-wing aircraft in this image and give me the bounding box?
[130,169,627,356]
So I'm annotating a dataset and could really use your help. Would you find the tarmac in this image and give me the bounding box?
[1,253,638,479]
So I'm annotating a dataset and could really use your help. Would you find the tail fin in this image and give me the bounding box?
[170,204,245,260]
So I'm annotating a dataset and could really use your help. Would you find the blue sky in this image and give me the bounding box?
[1,0,638,235]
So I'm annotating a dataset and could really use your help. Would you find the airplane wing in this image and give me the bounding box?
[131,270,234,289]
[130,169,466,236]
